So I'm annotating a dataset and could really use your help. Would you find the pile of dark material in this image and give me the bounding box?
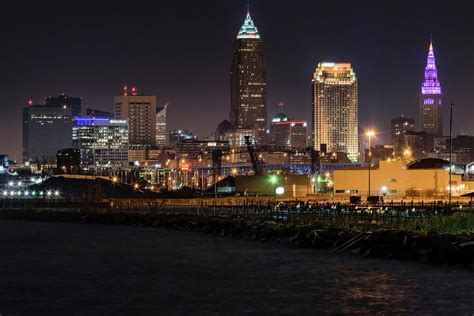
[1,209,473,270]
[28,177,159,200]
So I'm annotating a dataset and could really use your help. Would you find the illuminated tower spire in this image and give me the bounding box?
[237,7,260,39]
[420,37,443,136]
[231,8,267,144]
[421,37,442,95]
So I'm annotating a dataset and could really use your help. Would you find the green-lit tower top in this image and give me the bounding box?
[237,8,261,39]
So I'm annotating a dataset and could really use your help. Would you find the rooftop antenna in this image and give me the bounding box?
[247,3,250,16]
[277,101,284,112]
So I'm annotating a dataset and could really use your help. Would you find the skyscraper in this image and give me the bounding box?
[230,9,267,145]
[23,101,73,163]
[312,63,358,161]
[114,87,156,149]
[156,105,167,146]
[420,39,443,136]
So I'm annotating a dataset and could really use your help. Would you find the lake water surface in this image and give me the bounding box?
[0,220,472,315]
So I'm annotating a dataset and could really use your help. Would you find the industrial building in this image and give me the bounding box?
[334,158,463,198]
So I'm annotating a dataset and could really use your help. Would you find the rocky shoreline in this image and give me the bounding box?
[1,209,473,270]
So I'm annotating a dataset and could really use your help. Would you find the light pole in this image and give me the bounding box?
[449,103,453,210]
[366,130,375,199]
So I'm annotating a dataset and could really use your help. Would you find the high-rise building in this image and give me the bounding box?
[400,131,434,158]
[45,94,82,117]
[23,102,73,163]
[73,117,128,167]
[273,120,308,149]
[420,39,443,136]
[391,115,415,143]
[312,63,358,161]
[114,88,156,149]
[156,106,167,146]
[230,9,267,145]
[391,115,415,153]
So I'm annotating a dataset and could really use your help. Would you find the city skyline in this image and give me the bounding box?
[1,0,473,160]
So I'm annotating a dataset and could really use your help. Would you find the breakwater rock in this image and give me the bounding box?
[1,209,473,270]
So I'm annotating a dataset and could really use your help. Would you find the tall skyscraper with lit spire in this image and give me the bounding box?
[420,38,443,136]
[230,8,267,144]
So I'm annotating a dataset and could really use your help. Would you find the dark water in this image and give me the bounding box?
[0,221,472,315]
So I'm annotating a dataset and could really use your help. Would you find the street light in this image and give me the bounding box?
[366,130,375,198]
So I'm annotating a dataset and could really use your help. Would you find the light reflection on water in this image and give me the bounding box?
[0,221,472,315]
[331,267,417,314]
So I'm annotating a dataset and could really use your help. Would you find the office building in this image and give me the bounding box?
[420,40,443,136]
[391,115,415,143]
[214,120,235,141]
[56,148,81,174]
[312,63,358,161]
[399,131,434,158]
[230,9,267,145]
[86,108,113,119]
[0,155,8,174]
[391,115,415,153]
[273,120,308,149]
[114,88,156,149]
[73,117,129,167]
[364,145,395,164]
[23,102,73,163]
[45,94,82,117]
[156,105,167,146]
[176,140,229,166]
[169,129,198,146]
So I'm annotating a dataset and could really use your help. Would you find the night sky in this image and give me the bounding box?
[1,0,473,160]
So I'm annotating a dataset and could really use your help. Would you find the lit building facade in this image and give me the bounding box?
[23,103,73,163]
[176,140,229,166]
[391,115,415,153]
[334,159,462,198]
[391,115,415,143]
[73,117,129,167]
[230,10,267,145]
[420,40,443,136]
[156,106,167,146]
[169,129,198,146]
[273,121,308,149]
[114,89,156,149]
[312,63,358,161]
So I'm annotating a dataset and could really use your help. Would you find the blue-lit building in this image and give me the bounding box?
[73,117,129,167]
